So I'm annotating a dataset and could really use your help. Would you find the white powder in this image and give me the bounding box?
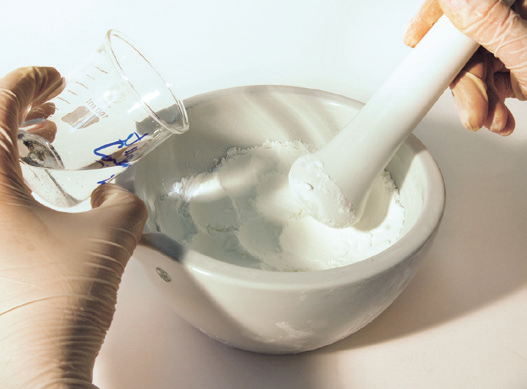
[157,140,405,272]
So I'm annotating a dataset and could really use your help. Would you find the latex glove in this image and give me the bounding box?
[404,0,527,135]
[0,67,147,388]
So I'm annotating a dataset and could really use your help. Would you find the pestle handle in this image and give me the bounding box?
[290,14,482,227]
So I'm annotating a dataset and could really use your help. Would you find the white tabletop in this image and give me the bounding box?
[2,1,526,387]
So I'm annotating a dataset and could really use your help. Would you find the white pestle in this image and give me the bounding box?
[289,13,495,228]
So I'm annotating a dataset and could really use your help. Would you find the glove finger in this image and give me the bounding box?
[485,67,516,135]
[450,49,489,130]
[89,183,148,264]
[19,102,58,143]
[404,0,443,47]
[484,86,515,135]
[24,101,57,121]
[21,119,57,143]
[25,70,65,109]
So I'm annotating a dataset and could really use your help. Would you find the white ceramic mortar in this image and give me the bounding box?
[122,85,445,354]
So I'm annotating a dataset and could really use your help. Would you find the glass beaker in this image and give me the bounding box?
[18,29,189,208]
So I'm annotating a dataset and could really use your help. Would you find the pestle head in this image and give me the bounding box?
[288,153,367,228]
[289,12,491,228]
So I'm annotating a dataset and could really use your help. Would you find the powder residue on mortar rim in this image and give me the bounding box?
[156,140,405,272]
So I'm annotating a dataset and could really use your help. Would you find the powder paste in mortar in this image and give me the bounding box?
[155,140,405,272]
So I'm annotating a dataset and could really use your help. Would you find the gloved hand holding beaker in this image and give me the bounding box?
[0,66,147,388]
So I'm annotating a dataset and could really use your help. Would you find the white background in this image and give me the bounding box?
[1,0,526,387]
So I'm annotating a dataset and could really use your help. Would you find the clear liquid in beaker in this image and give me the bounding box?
[20,163,126,208]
